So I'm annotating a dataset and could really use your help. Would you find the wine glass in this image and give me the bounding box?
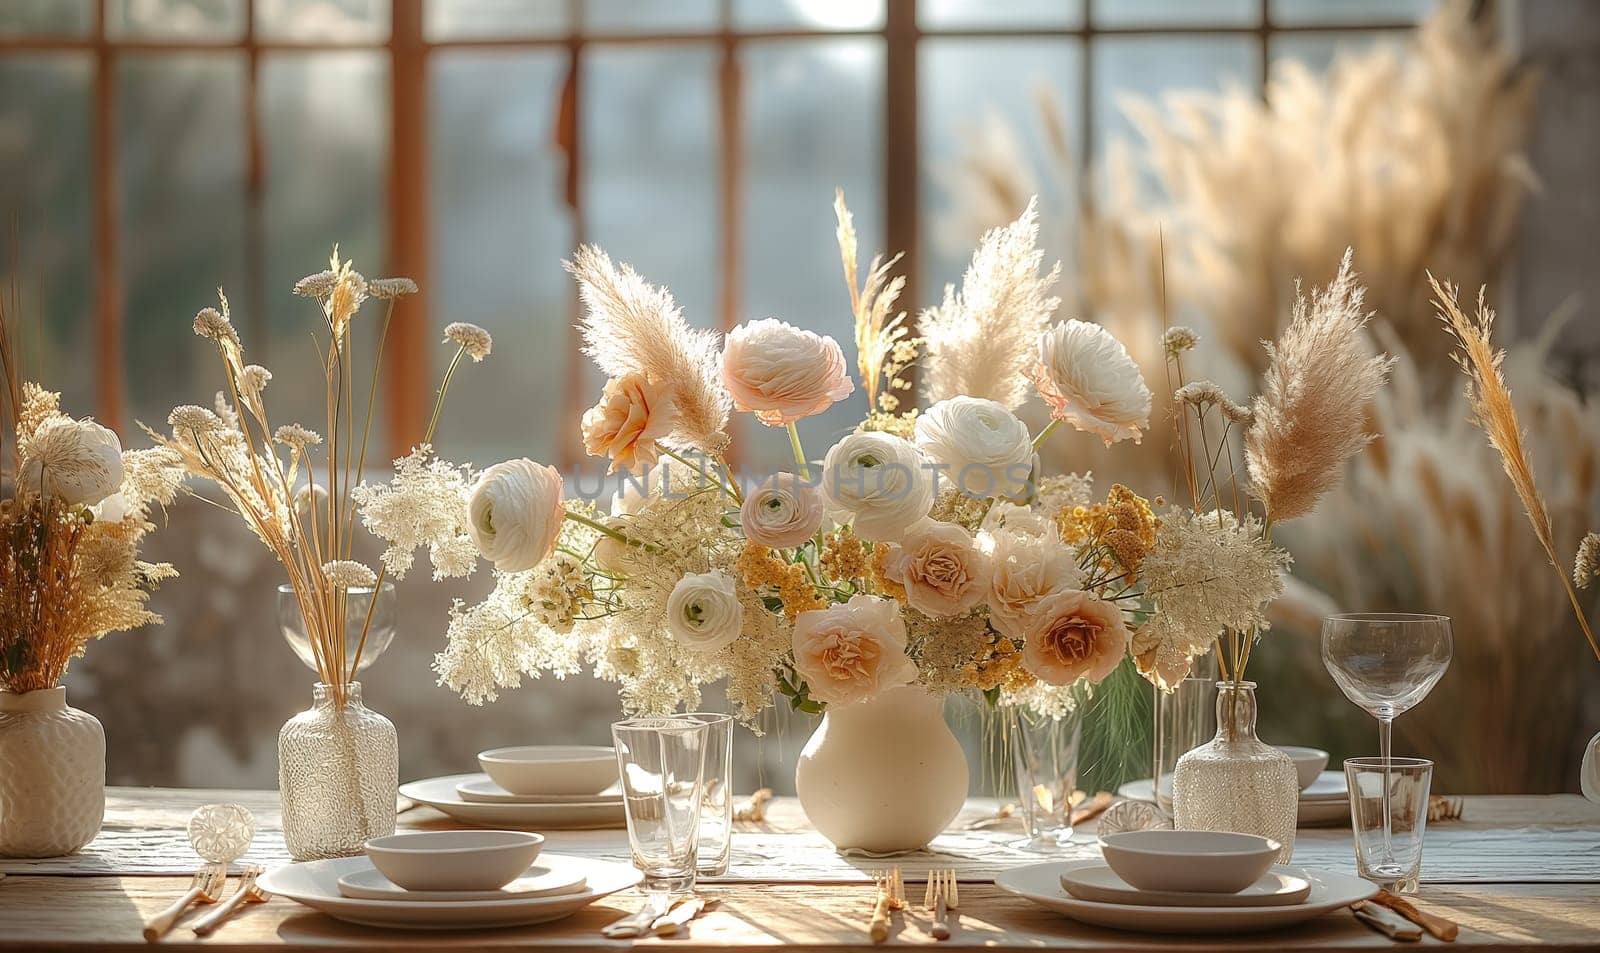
[1321,613,1451,872]
[277,582,397,676]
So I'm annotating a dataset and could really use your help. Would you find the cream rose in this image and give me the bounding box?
[820,431,931,542]
[884,519,992,618]
[985,526,1083,639]
[582,372,677,475]
[720,318,854,426]
[792,595,917,706]
[740,471,825,549]
[666,570,744,653]
[1021,589,1131,686]
[20,418,125,507]
[467,458,565,572]
[914,396,1034,499]
[1032,319,1152,446]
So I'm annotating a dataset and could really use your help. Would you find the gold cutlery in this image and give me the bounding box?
[733,788,774,823]
[190,865,269,937]
[143,864,227,941]
[652,896,719,936]
[1070,792,1115,826]
[1428,795,1464,822]
[923,868,959,941]
[603,895,679,939]
[1352,900,1423,941]
[869,865,904,944]
[1370,889,1460,941]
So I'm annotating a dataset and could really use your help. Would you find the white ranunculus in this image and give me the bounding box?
[467,458,565,572]
[20,418,125,506]
[820,431,932,543]
[666,570,744,653]
[1033,319,1152,446]
[915,396,1034,500]
[91,492,129,524]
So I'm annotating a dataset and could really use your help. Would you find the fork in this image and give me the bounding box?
[869,865,904,944]
[143,864,227,941]
[190,865,269,937]
[924,869,959,941]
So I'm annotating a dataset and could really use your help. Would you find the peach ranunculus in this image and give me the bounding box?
[740,471,825,549]
[984,525,1083,640]
[884,519,991,618]
[792,595,917,706]
[582,372,677,474]
[1021,589,1131,686]
[719,318,854,426]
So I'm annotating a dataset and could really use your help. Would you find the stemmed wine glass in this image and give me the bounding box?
[1321,613,1452,873]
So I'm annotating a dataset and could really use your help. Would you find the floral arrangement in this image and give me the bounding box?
[0,292,186,694]
[371,197,1386,726]
[151,251,490,707]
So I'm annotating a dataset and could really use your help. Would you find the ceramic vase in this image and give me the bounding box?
[1583,730,1600,803]
[795,685,968,853]
[0,687,105,857]
[279,681,397,860]
[1171,680,1298,862]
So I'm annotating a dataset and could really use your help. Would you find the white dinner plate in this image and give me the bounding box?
[400,774,627,829]
[456,777,623,805]
[1059,861,1312,908]
[1299,771,1349,801]
[259,853,640,930]
[337,864,588,902]
[1116,772,1349,828]
[997,861,1374,935]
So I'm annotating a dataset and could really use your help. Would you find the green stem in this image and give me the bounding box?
[423,347,467,446]
[562,508,658,552]
[785,422,811,480]
[1031,418,1062,449]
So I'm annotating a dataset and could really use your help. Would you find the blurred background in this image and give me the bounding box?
[2,0,1597,798]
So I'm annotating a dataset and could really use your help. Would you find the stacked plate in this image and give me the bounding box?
[995,831,1375,935]
[1115,770,1350,827]
[400,746,626,829]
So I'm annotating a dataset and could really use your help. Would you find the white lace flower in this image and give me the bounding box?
[273,424,323,450]
[443,322,493,362]
[192,307,239,348]
[321,559,377,589]
[169,405,225,435]
[368,277,418,300]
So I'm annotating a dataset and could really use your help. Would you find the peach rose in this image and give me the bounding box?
[582,372,677,475]
[884,519,991,618]
[792,595,917,706]
[985,526,1083,639]
[720,318,854,426]
[1021,589,1130,686]
[740,471,825,549]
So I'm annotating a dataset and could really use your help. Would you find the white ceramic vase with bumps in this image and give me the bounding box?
[795,685,968,853]
[1583,730,1600,803]
[0,687,106,857]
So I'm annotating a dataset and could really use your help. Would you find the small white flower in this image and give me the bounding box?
[169,404,225,435]
[19,418,125,506]
[820,430,932,542]
[1032,319,1152,446]
[1162,325,1199,357]
[239,364,272,401]
[193,306,239,348]
[467,458,564,572]
[443,322,493,362]
[914,396,1033,499]
[666,570,744,653]
[322,559,377,589]
[293,270,338,298]
[368,277,419,300]
[273,424,323,450]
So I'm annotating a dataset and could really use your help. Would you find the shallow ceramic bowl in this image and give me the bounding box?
[364,830,544,892]
[478,745,618,797]
[1099,830,1280,894]
[1274,746,1331,791]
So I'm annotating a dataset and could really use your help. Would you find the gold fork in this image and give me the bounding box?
[143,864,227,941]
[869,865,904,944]
[190,865,269,936]
[924,869,959,941]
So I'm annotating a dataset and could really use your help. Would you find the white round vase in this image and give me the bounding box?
[1583,730,1600,803]
[794,685,968,853]
[0,687,106,857]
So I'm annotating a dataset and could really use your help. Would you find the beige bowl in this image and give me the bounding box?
[1274,746,1331,791]
[1100,830,1281,894]
[478,745,617,797]
[364,830,544,892]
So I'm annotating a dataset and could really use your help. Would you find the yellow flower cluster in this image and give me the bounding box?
[736,543,827,620]
[859,409,919,438]
[819,526,870,587]
[869,543,905,601]
[1056,483,1159,582]
[960,631,1035,692]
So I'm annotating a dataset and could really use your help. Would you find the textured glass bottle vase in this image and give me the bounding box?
[278,682,398,860]
[1171,681,1298,862]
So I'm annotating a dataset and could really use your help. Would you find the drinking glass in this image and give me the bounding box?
[1007,703,1083,850]
[680,712,734,877]
[1346,757,1433,893]
[277,582,396,675]
[611,717,708,896]
[1151,654,1217,817]
[1321,613,1451,873]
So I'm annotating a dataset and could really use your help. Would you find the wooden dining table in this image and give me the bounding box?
[0,787,1596,951]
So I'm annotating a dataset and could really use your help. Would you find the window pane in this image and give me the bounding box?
[109,0,246,39]
[257,0,389,41]
[584,0,718,33]
[0,54,94,414]
[920,0,1080,30]
[734,0,885,31]
[1092,36,1260,160]
[116,54,248,434]
[425,0,567,39]
[920,38,1082,303]
[259,52,387,439]
[1270,30,1408,73]
[1272,0,1432,24]
[0,0,93,35]
[1096,0,1257,26]
[432,51,572,465]
[739,38,882,470]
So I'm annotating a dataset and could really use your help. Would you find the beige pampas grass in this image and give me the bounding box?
[565,245,732,456]
[1245,250,1394,522]
[1433,274,1600,662]
[920,197,1061,411]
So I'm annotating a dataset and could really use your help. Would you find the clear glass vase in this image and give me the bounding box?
[1007,702,1083,850]
[1151,653,1218,817]
[1171,680,1298,862]
[278,682,398,860]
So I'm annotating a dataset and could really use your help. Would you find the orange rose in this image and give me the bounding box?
[1021,590,1130,686]
[582,372,677,475]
